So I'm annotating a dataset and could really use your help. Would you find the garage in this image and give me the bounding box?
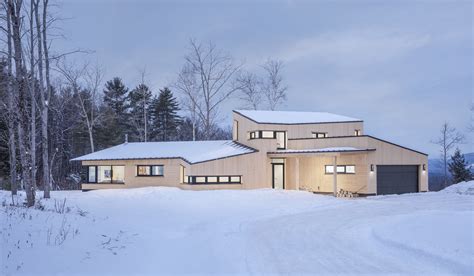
[377,165,419,195]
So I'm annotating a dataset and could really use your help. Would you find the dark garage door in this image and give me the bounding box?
[377,165,419,195]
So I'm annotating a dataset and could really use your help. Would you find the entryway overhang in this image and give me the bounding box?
[267,147,376,196]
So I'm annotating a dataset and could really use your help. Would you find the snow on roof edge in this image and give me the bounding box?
[233,110,362,124]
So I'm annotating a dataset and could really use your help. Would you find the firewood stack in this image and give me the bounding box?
[336,189,359,198]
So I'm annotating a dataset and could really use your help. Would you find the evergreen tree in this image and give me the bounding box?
[128,84,152,142]
[448,148,472,184]
[150,87,181,141]
[98,77,130,147]
[103,77,129,115]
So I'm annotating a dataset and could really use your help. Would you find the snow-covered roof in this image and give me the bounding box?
[71,140,257,164]
[234,110,362,124]
[268,147,376,154]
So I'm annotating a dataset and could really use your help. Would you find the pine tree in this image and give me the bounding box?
[128,84,152,142]
[98,77,130,147]
[448,148,472,184]
[150,87,181,141]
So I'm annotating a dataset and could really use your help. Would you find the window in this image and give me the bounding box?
[88,166,97,183]
[151,165,164,176]
[275,131,286,149]
[112,166,125,183]
[230,176,241,183]
[219,176,230,183]
[312,132,328,138]
[187,175,242,184]
[261,131,275,138]
[207,176,218,183]
[346,165,356,174]
[355,129,361,136]
[233,120,238,141]
[137,166,150,176]
[87,165,125,184]
[98,166,112,183]
[325,165,356,174]
[180,165,186,183]
[137,165,164,176]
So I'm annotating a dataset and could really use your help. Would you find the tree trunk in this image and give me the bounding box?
[37,0,51,198]
[5,0,17,195]
[29,0,37,190]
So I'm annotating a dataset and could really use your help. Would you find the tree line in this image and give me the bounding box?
[0,1,289,206]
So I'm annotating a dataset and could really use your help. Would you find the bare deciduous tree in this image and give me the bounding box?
[432,122,465,187]
[175,64,200,141]
[177,39,242,140]
[262,59,287,111]
[235,71,262,110]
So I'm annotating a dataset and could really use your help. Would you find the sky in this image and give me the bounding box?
[55,0,473,157]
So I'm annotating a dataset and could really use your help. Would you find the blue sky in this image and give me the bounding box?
[57,0,473,156]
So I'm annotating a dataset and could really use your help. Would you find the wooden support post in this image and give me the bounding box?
[295,157,300,190]
[333,155,337,196]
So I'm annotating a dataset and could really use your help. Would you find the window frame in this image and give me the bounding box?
[325,165,356,175]
[86,165,125,184]
[136,165,164,177]
[312,132,328,138]
[354,129,361,136]
[233,120,239,141]
[187,175,242,185]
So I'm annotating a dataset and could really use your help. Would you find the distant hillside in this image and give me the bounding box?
[429,152,474,191]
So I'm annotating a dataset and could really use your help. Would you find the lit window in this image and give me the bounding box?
[195,177,206,183]
[261,131,274,138]
[137,166,150,176]
[230,176,241,183]
[88,166,97,183]
[325,165,356,174]
[346,165,356,174]
[112,166,125,183]
[98,166,112,183]
[207,176,218,183]
[219,176,230,183]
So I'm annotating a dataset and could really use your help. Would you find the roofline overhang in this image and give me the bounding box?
[232,110,363,125]
[267,148,376,157]
[288,135,428,156]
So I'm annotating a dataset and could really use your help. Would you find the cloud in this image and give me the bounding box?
[279,29,431,67]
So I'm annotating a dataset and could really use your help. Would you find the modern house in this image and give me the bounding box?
[72,110,428,195]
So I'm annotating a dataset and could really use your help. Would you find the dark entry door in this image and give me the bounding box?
[272,163,285,189]
[377,165,419,195]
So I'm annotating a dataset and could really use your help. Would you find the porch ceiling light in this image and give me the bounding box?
[370,164,374,172]
[423,164,426,171]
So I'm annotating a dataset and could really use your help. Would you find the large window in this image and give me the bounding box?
[137,165,164,176]
[275,131,286,149]
[325,165,356,174]
[312,132,328,138]
[187,175,242,184]
[87,165,125,184]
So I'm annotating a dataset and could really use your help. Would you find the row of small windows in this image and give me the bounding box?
[249,130,276,139]
[186,175,242,184]
[324,165,356,174]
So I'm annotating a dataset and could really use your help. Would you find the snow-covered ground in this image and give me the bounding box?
[1,182,473,275]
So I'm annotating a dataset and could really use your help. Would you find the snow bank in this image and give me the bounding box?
[440,180,474,195]
[1,186,473,275]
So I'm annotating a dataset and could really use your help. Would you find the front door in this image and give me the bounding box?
[272,163,285,189]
